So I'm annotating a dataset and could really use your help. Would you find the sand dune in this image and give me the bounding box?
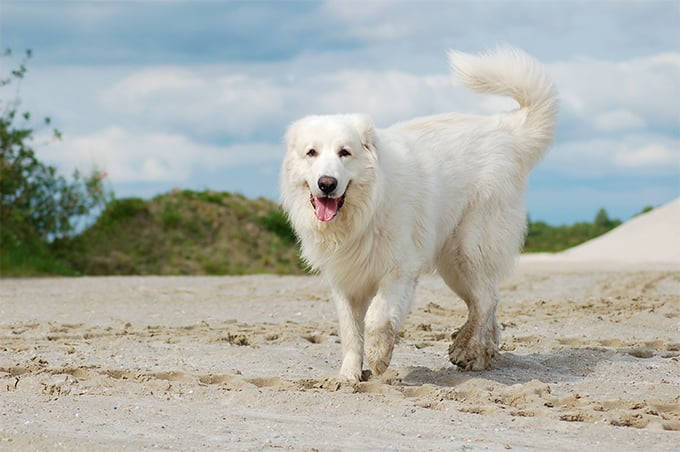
[561,198,680,262]
[523,198,680,266]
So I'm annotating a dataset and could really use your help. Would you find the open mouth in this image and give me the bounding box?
[310,193,346,222]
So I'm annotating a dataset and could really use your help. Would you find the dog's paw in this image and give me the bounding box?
[338,352,364,383]
[337,369,362,384]
[365,323,396,376]
[448,322,498,371]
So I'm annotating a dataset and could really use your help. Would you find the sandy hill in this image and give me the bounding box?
[524,197,680,264]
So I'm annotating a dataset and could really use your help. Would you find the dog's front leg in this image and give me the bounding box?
[365,275,417,376]
[333,289,370,382]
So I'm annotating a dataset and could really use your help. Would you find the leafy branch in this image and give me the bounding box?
[1,48,112,249]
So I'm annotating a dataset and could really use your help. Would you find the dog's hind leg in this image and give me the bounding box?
[364,275,417,376]
[439,196,526,370]
[441,264,501,371]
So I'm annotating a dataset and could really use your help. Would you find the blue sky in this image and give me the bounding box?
[2,0,679,224]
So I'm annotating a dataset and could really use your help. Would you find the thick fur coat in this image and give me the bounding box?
[280,46,558,381]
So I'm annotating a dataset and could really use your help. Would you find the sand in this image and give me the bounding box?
[523,197,680,265]
[1,261,679,450]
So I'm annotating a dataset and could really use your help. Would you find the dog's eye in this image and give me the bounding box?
[338,148,352,158]
[306,148,318,157]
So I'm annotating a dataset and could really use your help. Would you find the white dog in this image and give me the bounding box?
[280,46,558,382]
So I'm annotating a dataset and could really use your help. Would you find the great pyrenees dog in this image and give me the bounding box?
[280,46,558,382]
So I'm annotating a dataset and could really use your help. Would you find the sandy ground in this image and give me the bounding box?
[1,262,679,450]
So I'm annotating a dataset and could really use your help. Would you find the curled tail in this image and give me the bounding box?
[448,45,558,169]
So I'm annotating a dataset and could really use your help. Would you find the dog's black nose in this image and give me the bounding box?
[318,176,338,194]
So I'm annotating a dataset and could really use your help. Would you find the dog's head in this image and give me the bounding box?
[281,114,378,229]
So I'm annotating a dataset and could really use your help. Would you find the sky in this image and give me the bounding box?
[2,0,679,224]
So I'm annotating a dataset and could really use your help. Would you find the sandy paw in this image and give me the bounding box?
[448,322,498,371]
[338,353,364,383]
[337,370,362,384]
[365,323,396,376]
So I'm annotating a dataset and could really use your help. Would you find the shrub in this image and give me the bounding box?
[1,49,111,242]
[1,49,112,275]
[258,208,297,244]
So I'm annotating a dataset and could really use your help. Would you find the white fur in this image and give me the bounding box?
[280,46,558,382]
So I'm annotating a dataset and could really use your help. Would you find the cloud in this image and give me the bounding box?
[39,126,282,185]
[93,50,679,145]
[98,63,521,141]
[106,68,203,101]
[100,68,288,140]
[6,0,678,72]
[542,135,680,178]
[550,52,680,135]
[2,1,356,65]
[321,0,680,61]
[593,110,647,133]
[614,144,679,168]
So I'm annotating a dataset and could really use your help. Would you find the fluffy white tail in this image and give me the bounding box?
[449,45,558,168]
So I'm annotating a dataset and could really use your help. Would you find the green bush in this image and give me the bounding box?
[1,49,112,275]
[162,208,181,229]
[0,231,76,276]
[524,207,624,252]
[258,208,297,244]
[104,198,148,222]
[1,50,111,243]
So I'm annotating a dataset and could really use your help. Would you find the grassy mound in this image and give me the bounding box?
[55,190,305,275]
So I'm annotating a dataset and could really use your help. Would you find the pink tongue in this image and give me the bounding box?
[314,197,340,222]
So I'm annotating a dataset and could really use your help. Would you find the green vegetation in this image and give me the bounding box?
[258,208,297,245]
[524,207,623,252]
[52,190,306,275]
[1,49,111,276]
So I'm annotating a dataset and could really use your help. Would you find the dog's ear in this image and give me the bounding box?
[350,114,377,153]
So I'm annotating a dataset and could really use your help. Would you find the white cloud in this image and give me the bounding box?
[97,63,521,139]
[320,0,679,63]
[549,53,680,132]
[614,144,679,168]
[39,126,282,185]
[104,67,203,102]
[544,135,680,178]
[320,0,416,40]
[100,68,285,139]
[93,50,680,143]
[593,109,647,133]
[41,126,209,183]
